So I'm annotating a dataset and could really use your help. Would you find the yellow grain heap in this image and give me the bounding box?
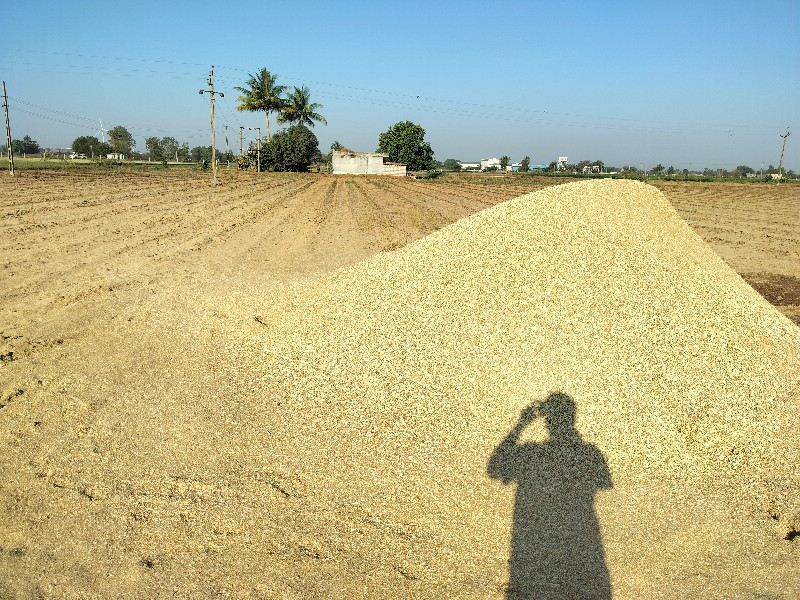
[254,179,800,598]
[2,179,798,599]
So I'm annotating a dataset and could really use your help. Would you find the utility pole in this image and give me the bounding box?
[778,127,791,182]
[199,66,224,184]
[250,127,261,173]
[239,126,244,158]
[2,81,15,176]
[224,125,229,164]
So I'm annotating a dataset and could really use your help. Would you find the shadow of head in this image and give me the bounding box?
[539,391,576,437]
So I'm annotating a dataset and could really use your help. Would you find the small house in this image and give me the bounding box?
[332,149,407,176]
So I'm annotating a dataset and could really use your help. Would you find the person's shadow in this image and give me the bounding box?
[487,392,613,599]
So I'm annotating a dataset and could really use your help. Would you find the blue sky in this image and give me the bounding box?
[2,0,798,170]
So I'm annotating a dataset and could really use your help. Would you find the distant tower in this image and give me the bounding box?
[96,119,107,143]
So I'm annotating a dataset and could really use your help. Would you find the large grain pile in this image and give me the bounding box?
[251,179,800,597]
[2,178,799,598]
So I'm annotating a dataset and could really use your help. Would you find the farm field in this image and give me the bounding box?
[1,171,799,598]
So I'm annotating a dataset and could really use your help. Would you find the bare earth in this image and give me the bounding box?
[1,171,798,598]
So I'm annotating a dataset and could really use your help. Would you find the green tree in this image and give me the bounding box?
[72,135,107,157]
[11,135,40,154]
[258,124,320,172]
[376,121,434,171]
[97,142,113,157]
[500,155,510,170]
[277,86,327,129]
[520,156,530,173]
[234,68,287,142]
[190,145,212,163]
[650,164,665,175]
[145,137,162,160]
[733,165,754,177]
[160,137,179,162]
[108,126,135,154]
[145,136,180,162]
[442,158,461,171]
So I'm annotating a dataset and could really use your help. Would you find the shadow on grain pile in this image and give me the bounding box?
[256,179,800,598]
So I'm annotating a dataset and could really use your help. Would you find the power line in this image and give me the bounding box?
[1,61,205,82]
[3,48,208,68]
[3,47,768,136]
[11,105,213,149]
[7,98,99,123]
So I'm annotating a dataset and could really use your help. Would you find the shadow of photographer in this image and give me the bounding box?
[488,392,613,599]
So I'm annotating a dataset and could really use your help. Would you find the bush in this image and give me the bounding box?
[258,125,320,172]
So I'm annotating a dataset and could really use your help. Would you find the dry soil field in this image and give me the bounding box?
[1,171,799,599]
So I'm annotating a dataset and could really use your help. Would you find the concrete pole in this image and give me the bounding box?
[209,68,217,184]
[2,81,15,176]
[778,127,791,182]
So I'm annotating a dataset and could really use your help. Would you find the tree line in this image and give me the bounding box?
[437,157,796,179]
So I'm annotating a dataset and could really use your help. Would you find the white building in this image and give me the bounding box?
[459,161,481,170]
[332,150,407,176]
[480,157,501,170]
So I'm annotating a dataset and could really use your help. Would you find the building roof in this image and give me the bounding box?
[332,149,389,158]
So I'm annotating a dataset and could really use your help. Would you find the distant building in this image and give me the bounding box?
[332,150,407,176]
[459,161,481,171]
[480,157,501,170]
[106,153,125,160]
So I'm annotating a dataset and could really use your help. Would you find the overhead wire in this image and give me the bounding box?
[2,47,759,137]
[8,97,213,145]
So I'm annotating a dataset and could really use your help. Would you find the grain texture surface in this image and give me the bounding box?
[1,174,798,599]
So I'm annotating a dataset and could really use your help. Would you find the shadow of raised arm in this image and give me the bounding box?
[487,403,538,485]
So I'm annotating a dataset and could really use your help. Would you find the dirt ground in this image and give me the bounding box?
[653,179,800,325]
[1,170,798,598]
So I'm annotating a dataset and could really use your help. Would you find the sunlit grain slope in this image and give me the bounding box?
[253,179,800,598]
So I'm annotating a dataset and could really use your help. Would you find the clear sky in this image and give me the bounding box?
[2,0,798,171]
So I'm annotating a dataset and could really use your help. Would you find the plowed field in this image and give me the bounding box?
[655,180,800,324]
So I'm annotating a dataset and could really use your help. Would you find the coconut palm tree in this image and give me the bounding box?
[234,68,287,142]
[277,86,327,129]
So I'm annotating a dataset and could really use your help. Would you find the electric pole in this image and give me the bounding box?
[239,126,244,158]
[778,127,791,182]
[2,81,14,176]
[199,66,224,184]
[224,125,229,164]
[249,127,261,173]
